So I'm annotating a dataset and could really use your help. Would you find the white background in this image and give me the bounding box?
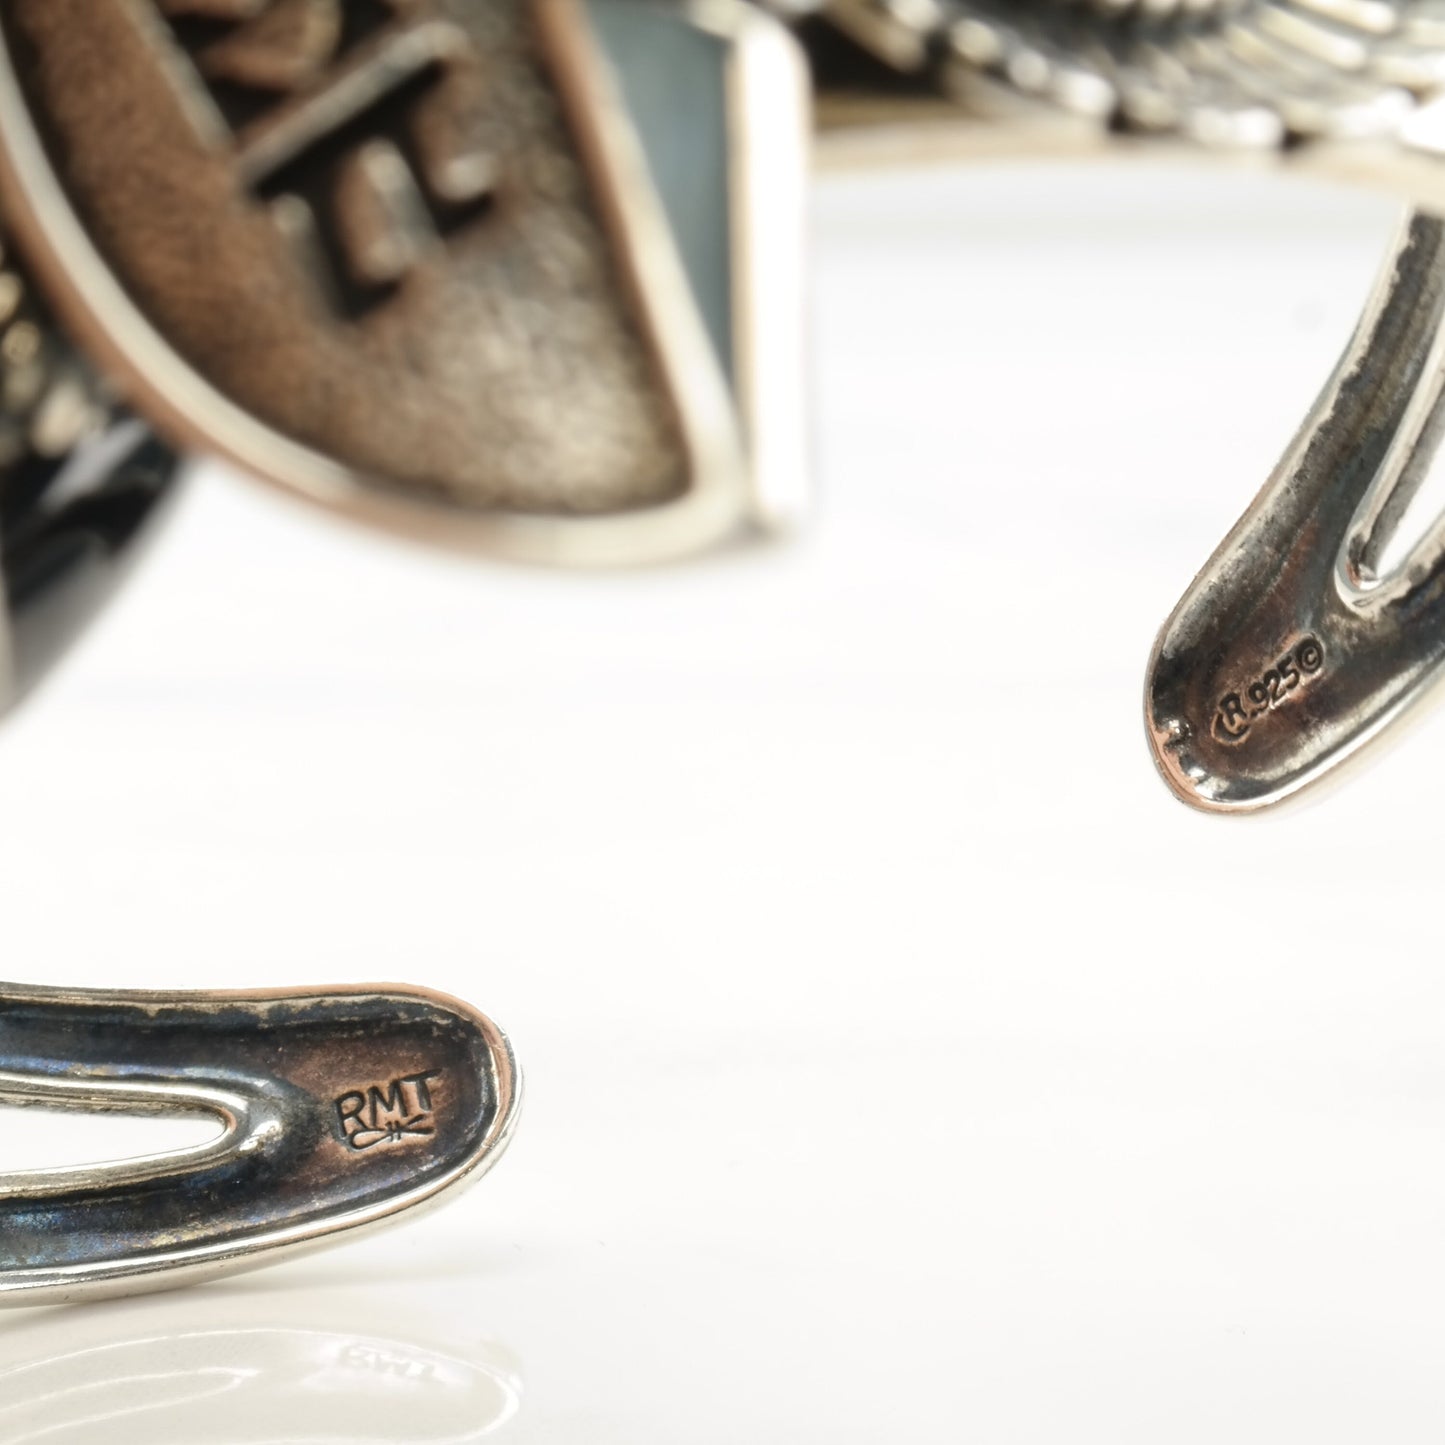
[2,162,1441,1443]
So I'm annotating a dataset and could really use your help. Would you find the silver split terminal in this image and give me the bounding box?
[0,982,519,1307]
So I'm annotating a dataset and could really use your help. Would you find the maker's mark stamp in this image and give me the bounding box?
[1211,635,1325,744]
[335,1068,443,1151]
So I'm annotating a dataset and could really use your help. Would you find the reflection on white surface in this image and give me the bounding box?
[0,1288,521,1444]
[6,165,1445,1442]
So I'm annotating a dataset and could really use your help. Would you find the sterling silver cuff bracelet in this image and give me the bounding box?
[4,0,1445,1302]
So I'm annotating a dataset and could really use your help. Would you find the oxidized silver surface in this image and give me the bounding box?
[11,0,1445,1309]
[0,982,520,1306]
[0,0,686,518]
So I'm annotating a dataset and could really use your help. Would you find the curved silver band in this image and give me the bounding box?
[0,983,520,1308]
[802,0,1445,808]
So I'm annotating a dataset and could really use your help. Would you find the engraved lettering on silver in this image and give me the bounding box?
[336,1068,445,1150]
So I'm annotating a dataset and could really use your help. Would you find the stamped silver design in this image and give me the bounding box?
[0,0,809,563]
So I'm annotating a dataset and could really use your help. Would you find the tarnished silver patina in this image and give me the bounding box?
[3,0,1445,805]
[12,0,1445,1306]
[0,982,519,1306]
[0,0,809,563]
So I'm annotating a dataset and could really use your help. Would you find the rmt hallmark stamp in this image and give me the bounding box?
[335,1068,444,1151]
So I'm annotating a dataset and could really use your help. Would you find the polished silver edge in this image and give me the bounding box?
[720,0,814,534]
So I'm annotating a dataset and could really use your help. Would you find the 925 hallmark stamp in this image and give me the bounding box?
[1211,636,1325,744]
